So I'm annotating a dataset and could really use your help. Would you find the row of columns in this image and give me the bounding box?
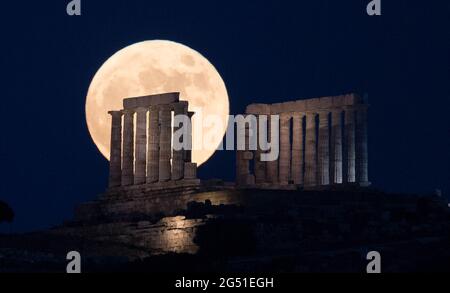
[108,102,197,188]
[238,106,369,187]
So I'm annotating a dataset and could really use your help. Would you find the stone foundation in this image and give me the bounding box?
[74,179,203,222]
[58,216,208,256]
[53,188,450,263]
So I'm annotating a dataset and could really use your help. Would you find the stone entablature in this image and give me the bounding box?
[248,93,365,114]
[237,93,370,189]
[108,92,198,189]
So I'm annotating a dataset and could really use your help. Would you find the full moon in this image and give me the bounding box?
[86,40,229,166]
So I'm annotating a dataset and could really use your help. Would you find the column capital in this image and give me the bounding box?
[174,100,189,107]
[149,104,161,112]
[331,108,344,114]
[135,107,148,114]
[158,104,172,112]
[122,109,135,115]
[318,110,330,115]
[280,112,292,121]
[173,101,189,113]
[291,112,305,118]
[108,110,123,117]
[343,104,368,112]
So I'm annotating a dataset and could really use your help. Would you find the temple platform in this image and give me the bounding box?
[75,179,203,222]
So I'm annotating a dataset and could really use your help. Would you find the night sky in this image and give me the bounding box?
[0,0,449,232]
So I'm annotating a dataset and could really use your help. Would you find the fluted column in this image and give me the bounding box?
[245,118,255,185]
[356,106,369,185]
[304,113,317,187]
[266,114,279,183]
[108,111,122,188]
[159,105,172,182]
[134,107,147,185]
[345,108,356,183]
[236,116,254,185]
[147,106,160,183]
[330,110,343,184]
[185,111,195,163]
[172,102,187,180]
[318,111,330,186]
[254,115,266,184]
[291,113,304,185]
[279,113,291,185]
[236,151,248,185]
[121,109,135,186]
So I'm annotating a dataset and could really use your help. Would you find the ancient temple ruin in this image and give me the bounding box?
[66,92,373,255]
[105,91,369,194]
[107,92,198,190]
[236,93,369,189]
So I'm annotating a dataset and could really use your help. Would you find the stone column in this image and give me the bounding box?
[185,111,195,163]
[147,106,160,183]
[318,111,330,186]
[134,107,147,185]
[254,115,266,184]
[172,102,188,181]
[108,111,122,188]
[278,113,291,185]
[245,118,255,185]
[291,113,304,185]
[236,116,255,186]
[184,162,198,179]
[236,151,248,185]
[121,109,135,186]
[159,105,172,182]
[330,110,343,184]
[266,114,279,183]
[345,108,356,183]
[356,106,369,185]
[304,112,317,187]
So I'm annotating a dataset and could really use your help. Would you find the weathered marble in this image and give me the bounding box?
[108,93,198,191]
[356,106,369,185]
[122,109,135,186]
[330,110,343,184]
[185,111,195,163]
[318,111,330,186]
[123,92,180,109]
[159,105,172,182]
[279,113,291,185]
[108,111,122,188]
[172,102,188,181]
[134,107,148,185]
[291,113,304,185]
[304,113,317,187]
[238,93,369,189]
[345,109,356,183]
[147,106,160,183]
[184,163,198,180]
[266,115,279,183]
[254,115,266,184]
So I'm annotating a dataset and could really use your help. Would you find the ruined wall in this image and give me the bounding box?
[57,216,206,257]
[57,189,450,262]
[237,93,369,189]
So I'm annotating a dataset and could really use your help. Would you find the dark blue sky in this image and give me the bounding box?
[0,0,449,232]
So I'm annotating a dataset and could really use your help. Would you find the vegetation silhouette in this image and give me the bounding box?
[0,200,14,224]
